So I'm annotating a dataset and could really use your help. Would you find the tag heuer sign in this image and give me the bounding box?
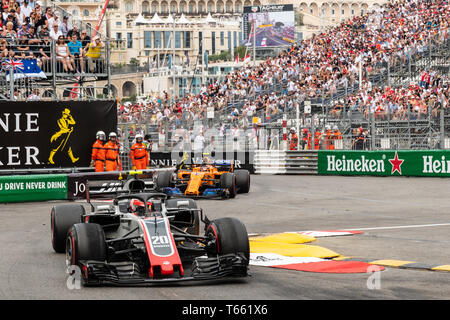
[318,150,450,177]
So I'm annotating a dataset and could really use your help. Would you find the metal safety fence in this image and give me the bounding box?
[0,40,111,101]
[118,37,448,153]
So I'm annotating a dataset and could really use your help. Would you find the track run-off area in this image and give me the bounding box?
[0,174,449,300]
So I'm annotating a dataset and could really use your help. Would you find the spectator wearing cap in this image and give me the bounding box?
[85,35,103,72]
[34,1,42,14]
[2,5,10,22]
[37,23,48,38]
[17,21,29,38]
[20,0,32,18]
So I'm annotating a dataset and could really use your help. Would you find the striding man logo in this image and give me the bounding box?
[48,108,79,164]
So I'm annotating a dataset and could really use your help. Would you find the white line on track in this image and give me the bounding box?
[345,223,450,231]
[266,188,390,203]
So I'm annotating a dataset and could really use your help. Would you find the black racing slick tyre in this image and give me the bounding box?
[66,223,107,267]
[206,217,250,265]
[234,169,250,194]
[166,198,200,235]
[156,171,173,190]
[220,173,236,198]
[51,204,85,253]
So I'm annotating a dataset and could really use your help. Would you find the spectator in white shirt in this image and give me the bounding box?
[21,0,32,18]
[49,22,62,40]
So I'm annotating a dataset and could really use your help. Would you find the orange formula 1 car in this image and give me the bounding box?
[154,159,250,199]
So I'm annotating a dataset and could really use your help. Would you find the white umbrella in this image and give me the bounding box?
[204,12,216,24]
[149,12,164,24]
[166,13,174,24]
[176,13,191,24]
[132,13,150,25]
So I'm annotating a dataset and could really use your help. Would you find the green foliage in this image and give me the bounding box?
[208,51,232,62]
[129,57,140,66]
[121,94,137,102]
[234,46,247,59]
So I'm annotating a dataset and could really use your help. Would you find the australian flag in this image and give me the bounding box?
[3,59,46,81]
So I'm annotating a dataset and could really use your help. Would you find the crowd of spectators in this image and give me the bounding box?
[0,0,104,73]
[329,70,449,121]
[118,0,449,139]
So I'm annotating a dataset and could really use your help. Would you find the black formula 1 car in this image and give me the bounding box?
[50,187,249,285]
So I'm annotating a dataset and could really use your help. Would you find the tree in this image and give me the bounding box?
[129,57,140,66]
[234,45,247,59]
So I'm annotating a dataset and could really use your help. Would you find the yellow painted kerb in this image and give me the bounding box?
[369,260,414,267]
[431,265,450,272]
[249,233,315,244]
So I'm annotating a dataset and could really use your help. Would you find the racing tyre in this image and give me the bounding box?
[156,171,174,190]
[220,173,236,198]
[166,198,200,235]
[234,169,250,194]
[206,217,250,265]
[66,223,107,284]
[51,204,85,253]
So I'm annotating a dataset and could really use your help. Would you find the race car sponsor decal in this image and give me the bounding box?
[141,218,174,257]
[250,253,325,267]
[139,217,184,277]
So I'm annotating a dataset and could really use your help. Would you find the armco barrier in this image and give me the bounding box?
[149,151,255,174]
[318,150,450,177]
[254,150,318,174]
[0,174,67,203]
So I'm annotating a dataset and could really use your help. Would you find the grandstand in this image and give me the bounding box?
[115,0,449,154]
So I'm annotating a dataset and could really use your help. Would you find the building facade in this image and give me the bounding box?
[54,0,388,97]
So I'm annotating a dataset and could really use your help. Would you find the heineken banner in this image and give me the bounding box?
[0,174,67,203]
[318,150,450,177]
[0,100,116,170]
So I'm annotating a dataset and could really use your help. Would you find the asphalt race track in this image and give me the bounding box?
[1,175,450,300]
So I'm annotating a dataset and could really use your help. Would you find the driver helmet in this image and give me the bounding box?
[130,199,152,216]
[96,130,106,141]
[135,133,143,143]
[202,155,211,165]
[290,127,296,133]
